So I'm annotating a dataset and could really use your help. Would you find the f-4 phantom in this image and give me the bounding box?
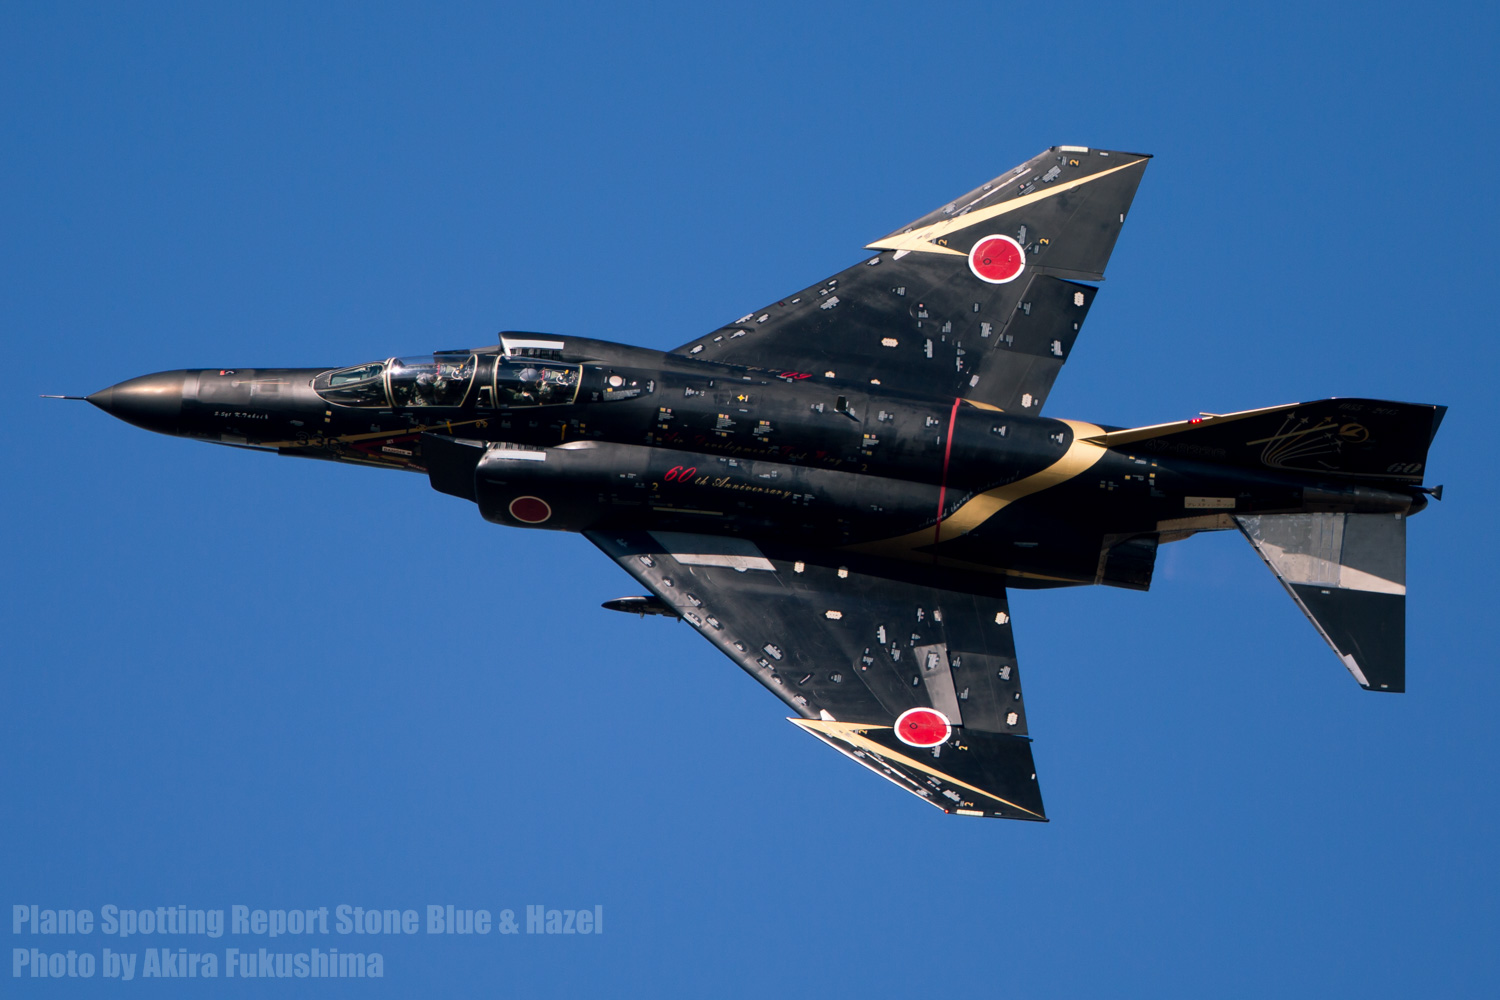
[78,147,1445,820]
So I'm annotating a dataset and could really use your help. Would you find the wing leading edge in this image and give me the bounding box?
[587,530,1046,819]
[673,146,1149,416]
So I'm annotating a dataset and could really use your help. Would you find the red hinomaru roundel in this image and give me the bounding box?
[967,234,1026,284]
[508,495,552,524]
[893,707,952,747]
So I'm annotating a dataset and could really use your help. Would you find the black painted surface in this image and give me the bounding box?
[82,147,1445,817]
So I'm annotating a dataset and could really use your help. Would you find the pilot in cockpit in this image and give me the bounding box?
[513,367,543,405]
[409,369,446,407]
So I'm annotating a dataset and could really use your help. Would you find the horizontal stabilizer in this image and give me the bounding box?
[1235,512,1406,691]
[792,719,1046,820]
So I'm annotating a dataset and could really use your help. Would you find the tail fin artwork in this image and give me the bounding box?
[1085,398,1445,484]
[1089,398,1444,692]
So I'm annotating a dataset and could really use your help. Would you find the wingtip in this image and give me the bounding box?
[1052,145,1153,160]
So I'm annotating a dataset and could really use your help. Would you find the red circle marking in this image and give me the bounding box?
[968,234,1026,284]
[893,707,952,748]
[509,496,552,523]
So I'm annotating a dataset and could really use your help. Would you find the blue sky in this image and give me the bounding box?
[3,2,1497,995]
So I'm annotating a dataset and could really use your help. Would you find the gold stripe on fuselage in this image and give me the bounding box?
[845,419,1107,566]
[255,417,492,450]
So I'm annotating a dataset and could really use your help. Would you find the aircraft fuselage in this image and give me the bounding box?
[89,335,1422,596]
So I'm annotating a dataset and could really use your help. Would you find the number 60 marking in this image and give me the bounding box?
[664,465,698,482]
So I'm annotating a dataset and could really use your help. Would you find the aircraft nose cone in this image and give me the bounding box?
[88,371,186,434]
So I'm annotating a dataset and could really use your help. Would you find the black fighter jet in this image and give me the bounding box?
[79,147,1444,821]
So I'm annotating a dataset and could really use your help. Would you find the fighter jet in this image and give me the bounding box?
[77,147,1444,820]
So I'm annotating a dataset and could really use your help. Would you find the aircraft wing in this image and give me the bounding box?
[587,530,1046,820]
[672,146,1149,415]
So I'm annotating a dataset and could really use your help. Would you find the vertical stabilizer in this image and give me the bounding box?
[1234,513,1406,691]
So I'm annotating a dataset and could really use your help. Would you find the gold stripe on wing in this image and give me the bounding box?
[845,419,1107,558]
[866,158,1149,257]
[790,719,1045,819]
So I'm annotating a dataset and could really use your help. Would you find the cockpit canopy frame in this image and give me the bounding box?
[313,352,581,410]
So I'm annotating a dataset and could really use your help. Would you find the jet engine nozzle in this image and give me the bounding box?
[88,371,187,435]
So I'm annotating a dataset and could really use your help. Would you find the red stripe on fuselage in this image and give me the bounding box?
[933,396,962,551]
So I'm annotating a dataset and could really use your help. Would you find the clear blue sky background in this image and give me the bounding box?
[4,2,1497,996]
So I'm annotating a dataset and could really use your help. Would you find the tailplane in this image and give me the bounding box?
[1089,397,1446,692]
[1235,512,1407,691]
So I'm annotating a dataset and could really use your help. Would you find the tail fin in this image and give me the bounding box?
[1088,397,1446,692]
[1085,398,1445,485]
[1235,512,1407,691]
